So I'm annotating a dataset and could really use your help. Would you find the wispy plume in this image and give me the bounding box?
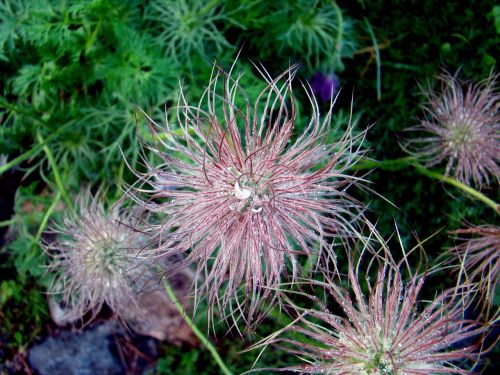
[252,249,485,373]
[406,72,499,188]
[138,61,369,327]
[43,191,150,323]
[450,224,499,314]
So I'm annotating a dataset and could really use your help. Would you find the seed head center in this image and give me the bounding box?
[233,178,265,213]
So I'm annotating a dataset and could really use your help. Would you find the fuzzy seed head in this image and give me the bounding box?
[450,224,499,309]
[140,62,368,326]
[266,260,484,374]
[407,72,499,187]
[44,191,149,322]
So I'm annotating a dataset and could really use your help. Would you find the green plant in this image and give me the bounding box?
[145,0,233,65]
[0,0,177,185]
[231,0,358,72]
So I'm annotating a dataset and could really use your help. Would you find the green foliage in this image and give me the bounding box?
[156,348,210,375]
[489,5,500,34]
[0,0,177,185]
[0,0,498,372]
[340,0,498,247]
[230,0,358,72]
[0,278,48,349]
[145,0,233,65]
[4,183,61,283]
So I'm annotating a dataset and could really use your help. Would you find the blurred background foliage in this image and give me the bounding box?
[0,0,498,373]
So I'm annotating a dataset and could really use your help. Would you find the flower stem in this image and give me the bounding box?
[163,281,234,375]
[350,157,499,214]
[410,163,499,214]
[0,218,17,227]
[36,132,74,212]
[352,156,416,171]
[33,191,62,245]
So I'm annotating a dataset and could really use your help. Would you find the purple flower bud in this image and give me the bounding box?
[310,72,340,103]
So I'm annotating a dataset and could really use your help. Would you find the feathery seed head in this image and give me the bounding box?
[44,191,150,322]
[407,72,499,187]
[450,224,499,310]
[261,256,485,374]
[140,61,368,327]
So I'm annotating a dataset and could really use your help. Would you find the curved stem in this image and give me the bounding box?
[350,157,499,214]
[163,281,234,375]
[33,191,62,245]
[410,163,499,214]
[0,143,45,176]
[36,132,74,212]
[352,156,416,171]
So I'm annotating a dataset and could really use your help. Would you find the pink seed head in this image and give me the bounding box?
[407,72,499,188]
[260,256,485,374]
[140,62,369,327]
[44,191,150,322]
[450,224,500,313]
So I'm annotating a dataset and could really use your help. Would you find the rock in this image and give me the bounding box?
[126,269,198,346]
[28,322,125,375]
[128,289,197,345]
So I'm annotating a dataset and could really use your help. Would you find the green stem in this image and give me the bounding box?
[0,140,49,175]
[364,17,382,101]
[33,191,62,245]
[0,218,17,227]
[163,281,233,375]
[36,132,74,212]
[198,0,221,17]
[350,157,499,214]
[351,156,416,171]
[85,18,102,52]
[411,163,499,214]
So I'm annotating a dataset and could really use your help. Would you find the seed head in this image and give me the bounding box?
[259,257,485,374]
[44,191,150,322]
[140,62,368,327]
[450,224,499,311]
[407,72,499,187]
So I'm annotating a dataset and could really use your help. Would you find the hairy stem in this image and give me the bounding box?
[34,191,62,245]
[163,281,234,375]
[411,163,499,214]
[364,17,382,101]
[351,157,499,214]
[36,132,74,212]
